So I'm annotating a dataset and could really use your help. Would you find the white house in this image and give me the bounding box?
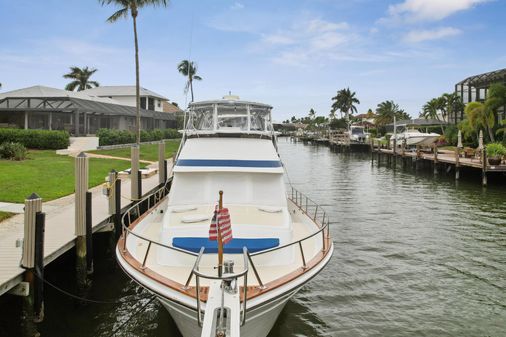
[83,86,169,112]
[0,85,176,136]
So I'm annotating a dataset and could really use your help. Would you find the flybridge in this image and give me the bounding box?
[185,97,274,135]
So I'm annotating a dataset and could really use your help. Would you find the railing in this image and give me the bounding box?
[187,247,250,327]
[120,181,332,327]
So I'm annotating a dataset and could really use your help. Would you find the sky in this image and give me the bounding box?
[0,0,505,122]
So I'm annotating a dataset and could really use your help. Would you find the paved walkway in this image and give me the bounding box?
[85,152,155,164]
[0,160,173,296]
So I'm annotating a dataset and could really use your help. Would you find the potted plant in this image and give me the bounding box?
[486,142,506,165]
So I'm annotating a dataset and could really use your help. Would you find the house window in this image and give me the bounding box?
[148,97,154,111]
[157,100,161,108]
[140,97,147,109]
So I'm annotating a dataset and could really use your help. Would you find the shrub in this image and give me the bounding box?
[0,129,69,149]
[0,142,27,160]
[97,128,180,146]
[486,142,506,158]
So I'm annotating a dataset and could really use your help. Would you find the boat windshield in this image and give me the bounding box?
[186,101,273,133]
[351,127,364,135]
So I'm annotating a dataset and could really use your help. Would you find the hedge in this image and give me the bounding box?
[97,128,180,146]
[0,129,70,149]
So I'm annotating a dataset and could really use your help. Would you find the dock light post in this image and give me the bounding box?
[75,153,89,290]
[131,144,140,200]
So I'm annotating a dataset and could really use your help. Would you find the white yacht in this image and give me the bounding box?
[391,125,440,147]
[116,96,333,337]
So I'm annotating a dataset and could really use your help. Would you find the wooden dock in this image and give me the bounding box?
[372,144,506,186]
[0,161,172,296]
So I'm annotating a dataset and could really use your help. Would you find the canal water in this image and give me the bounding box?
[2,139,506,337]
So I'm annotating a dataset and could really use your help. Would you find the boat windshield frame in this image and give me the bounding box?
[185,100,274,135]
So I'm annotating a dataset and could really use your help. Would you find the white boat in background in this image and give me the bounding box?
[116,95,333,337]
[391,126,440,147]
[349,125,367,143]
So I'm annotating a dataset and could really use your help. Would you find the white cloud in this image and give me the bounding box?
[386,0,489,22]
[403,27,462,43]
[230,2,244,10]
[259,18,352,66]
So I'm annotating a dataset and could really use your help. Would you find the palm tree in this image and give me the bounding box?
[442,92,464,123]
[63,66,100,91]
[331,88,360,121]
[308,108,316,120]
[375,100,408,126]
[177,60,202,102]
[464,101,495,142]
[422,97,446,133]
[100,0,168,144]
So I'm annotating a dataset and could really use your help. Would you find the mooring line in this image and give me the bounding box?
[33,268,145,305]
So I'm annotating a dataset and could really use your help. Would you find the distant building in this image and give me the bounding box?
[0,85,176,136]
[454,68,506,123]
[161,101,182,113]
[83,85,169,112]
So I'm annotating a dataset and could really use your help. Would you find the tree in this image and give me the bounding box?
[421,97,446,133]
[63,66,99,91]
[375,100,409,126]
[443,92,464,123]
[177,60,202,102]
[308,108,316,120]
[331,88,360,121]
[464,101,495,142]
[100,0,168,144]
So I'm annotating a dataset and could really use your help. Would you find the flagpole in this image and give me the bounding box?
[218,190,224,277]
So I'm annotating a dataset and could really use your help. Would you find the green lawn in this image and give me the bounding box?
[0,150,132,203]
[0,211,15,223]
[88,140,180,162]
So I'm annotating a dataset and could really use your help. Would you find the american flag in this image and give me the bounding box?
[209,207,233,244]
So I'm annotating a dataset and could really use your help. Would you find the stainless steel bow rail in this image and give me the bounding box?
[120,183,331,331]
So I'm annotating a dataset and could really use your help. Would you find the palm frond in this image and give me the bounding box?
[106,7,129,22]
[137,0,169,9]
[65,81,80,91]
[193,75,202,81]
[88,81,100,88]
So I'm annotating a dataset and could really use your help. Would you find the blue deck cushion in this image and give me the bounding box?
[172,237,280,254]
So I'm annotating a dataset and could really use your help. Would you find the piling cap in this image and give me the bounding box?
[77,152,87,158]
[26,192,41,200]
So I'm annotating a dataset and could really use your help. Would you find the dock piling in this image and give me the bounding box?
[33,211,45,323]
[433,144,439,175]
[482,148,488,187]
[75,153,89,290]
[85,191,93,275]
[21,193,43,335]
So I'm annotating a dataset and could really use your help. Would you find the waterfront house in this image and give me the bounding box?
[82,85,170,113]
[453,68,506,124]
[0,85,177,136]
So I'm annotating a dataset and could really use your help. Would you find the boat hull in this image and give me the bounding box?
[392,135,440,147]
[159,286,297,337]
[116,241,333,337]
